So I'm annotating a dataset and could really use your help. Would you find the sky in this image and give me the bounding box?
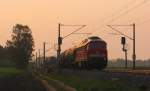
[0,0,150,60]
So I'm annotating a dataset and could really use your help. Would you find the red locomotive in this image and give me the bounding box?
[60,36,108,70]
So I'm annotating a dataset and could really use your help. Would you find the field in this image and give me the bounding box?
[0,67,46,91]
[41,69,150,91]
[0,67,23,77]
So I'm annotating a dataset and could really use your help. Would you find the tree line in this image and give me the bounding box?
[108,58,150,68]
[0,24,34,68]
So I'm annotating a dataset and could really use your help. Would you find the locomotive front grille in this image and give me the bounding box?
[87,57,107,69]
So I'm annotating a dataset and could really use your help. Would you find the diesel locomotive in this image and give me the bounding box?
[60,36,108,70]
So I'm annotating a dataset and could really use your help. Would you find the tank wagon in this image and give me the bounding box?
[60,36,108,70]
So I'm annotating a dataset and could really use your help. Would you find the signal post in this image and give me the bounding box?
[108,23,136,69]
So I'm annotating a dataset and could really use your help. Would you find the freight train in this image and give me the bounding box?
[60,36,108,70]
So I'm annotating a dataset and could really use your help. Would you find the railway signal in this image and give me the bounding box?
[121,37,126,45]
[108,33,129,68]
[107,23,136,69]
[121,37,128,68]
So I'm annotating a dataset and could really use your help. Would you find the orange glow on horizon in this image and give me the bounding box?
[0,0,150,59]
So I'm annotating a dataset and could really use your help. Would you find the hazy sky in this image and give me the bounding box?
[0,0,150,59]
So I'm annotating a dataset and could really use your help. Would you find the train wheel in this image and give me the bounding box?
[78,62,82,69]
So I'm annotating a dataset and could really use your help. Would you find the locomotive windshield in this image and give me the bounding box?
[88,41,106,49]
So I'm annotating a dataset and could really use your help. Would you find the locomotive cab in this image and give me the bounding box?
[87,40,107,70]
[87,41,107,59]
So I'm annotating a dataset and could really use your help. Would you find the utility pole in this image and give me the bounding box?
[125,49,127,68]
[35,52,38,71]
[57,23,62,72]
[38,49,41,70]
[43,42,46,71]
[56,23,86,73]
[133,23,136,69]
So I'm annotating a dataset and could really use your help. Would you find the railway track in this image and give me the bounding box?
[104,69,150,75]
[59,68,150,78]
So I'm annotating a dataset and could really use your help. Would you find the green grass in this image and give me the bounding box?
[0,67,47,91]
[0,67,24,77]
[40,74,66,91]
[0,59,15,67]
[42,73,141,91]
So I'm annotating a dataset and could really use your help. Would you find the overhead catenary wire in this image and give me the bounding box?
[109,0,139,23]
[36,45,55,56]
[107,25,133,40]
[87,0,138,35]
[89,0,149,36]
[88,0,138,27]
[60,24,86,26]
[62,25,86,39]
[109,0,149,23]
[123,1,150,25]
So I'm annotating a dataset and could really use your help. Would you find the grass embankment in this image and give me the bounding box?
[42,72,143,91]
[0,67,46,91]
[0,67,24,77]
